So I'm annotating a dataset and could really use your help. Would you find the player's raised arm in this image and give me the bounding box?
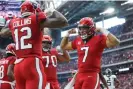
[40,9,68,29]
[99,72,109,89]
[60,29,76,50]
[56,46,70,62]
[7,64,15,81]
[0,28,11,37]
[95,27,120,48]
[0,20,12,37]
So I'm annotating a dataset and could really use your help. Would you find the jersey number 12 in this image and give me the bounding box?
[14,27,32,50]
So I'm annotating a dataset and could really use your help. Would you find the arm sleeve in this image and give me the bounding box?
[38,12,47,23]
[8,56,16,65]
[51,48,59,56]
[99,34,107,48]
[72,38,77,49]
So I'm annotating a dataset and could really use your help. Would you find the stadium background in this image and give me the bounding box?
[0,0,133,89]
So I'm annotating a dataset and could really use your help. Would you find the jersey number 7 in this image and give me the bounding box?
[81,47,89,62]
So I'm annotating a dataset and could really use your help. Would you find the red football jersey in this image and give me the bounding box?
[72,35,107,73]
[9,12,46,58]
[0,56,16,81]
[42,48,58,81]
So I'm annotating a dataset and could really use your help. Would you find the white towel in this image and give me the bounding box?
[64,72,78,89]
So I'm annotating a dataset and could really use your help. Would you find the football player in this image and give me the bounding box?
[60,17,120,89]
[0,43,16,89]
[104,68,120,89]
[0,1,68,89]
[42,35,70,89]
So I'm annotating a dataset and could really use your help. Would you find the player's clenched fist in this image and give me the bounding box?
[68,28,77,34]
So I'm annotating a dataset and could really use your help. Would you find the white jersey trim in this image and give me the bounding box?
[94,73,99,89]
[35,57,43,89]
[0,80,15,89]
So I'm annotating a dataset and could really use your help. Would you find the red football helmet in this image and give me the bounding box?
[6,43,16,55]
[42,35,52,52]
[42,35,52,42]
[78,17,96,39]
[20,1,37,16]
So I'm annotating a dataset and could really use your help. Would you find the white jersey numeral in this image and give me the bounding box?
[0,65,4,79]
[14,27,32,50]
[42,56,57,67]
[81,47,89,62]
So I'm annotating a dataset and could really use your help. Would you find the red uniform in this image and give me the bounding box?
[72,35,107,89]
[42,48,60,89]
[8,12,47,89]
[0,56,16,89]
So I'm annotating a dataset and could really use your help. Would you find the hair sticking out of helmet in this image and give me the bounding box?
[20,1,37,17]
[6,43,16,56]
[78,17,96,40]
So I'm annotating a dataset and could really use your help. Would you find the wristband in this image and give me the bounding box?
[64,32,70,37]
[100,29,110,36]
[45,8,56,16]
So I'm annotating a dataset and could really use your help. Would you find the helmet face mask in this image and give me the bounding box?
[42,41,52,52]
[105,68,112,76]
[42,35,52,52]
[78,26,95,40]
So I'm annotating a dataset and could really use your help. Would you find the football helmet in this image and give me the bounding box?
[42,35,52,52]
[6,43,16,56]
[20,1,38,17]
[105,68,112,75]
[78,17,96,40]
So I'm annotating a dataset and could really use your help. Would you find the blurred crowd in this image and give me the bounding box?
[116,73,133,89]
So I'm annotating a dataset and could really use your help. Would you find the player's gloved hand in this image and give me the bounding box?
[45,8,56,17]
